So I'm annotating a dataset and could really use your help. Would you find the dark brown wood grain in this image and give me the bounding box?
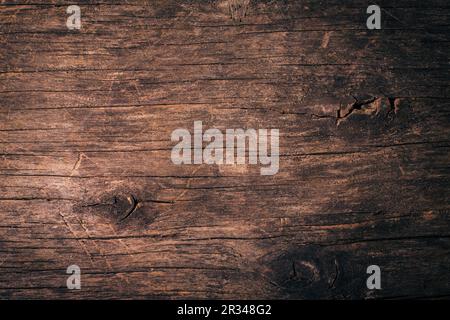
[0,0,449,299]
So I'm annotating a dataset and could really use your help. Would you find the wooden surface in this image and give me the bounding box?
[0,0,449,299]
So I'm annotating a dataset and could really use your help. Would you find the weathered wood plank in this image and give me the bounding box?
[0,0,449,299]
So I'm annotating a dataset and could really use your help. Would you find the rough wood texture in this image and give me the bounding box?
[0,0,449,299]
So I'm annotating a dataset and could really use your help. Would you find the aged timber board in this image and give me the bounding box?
[0,0,449,299]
